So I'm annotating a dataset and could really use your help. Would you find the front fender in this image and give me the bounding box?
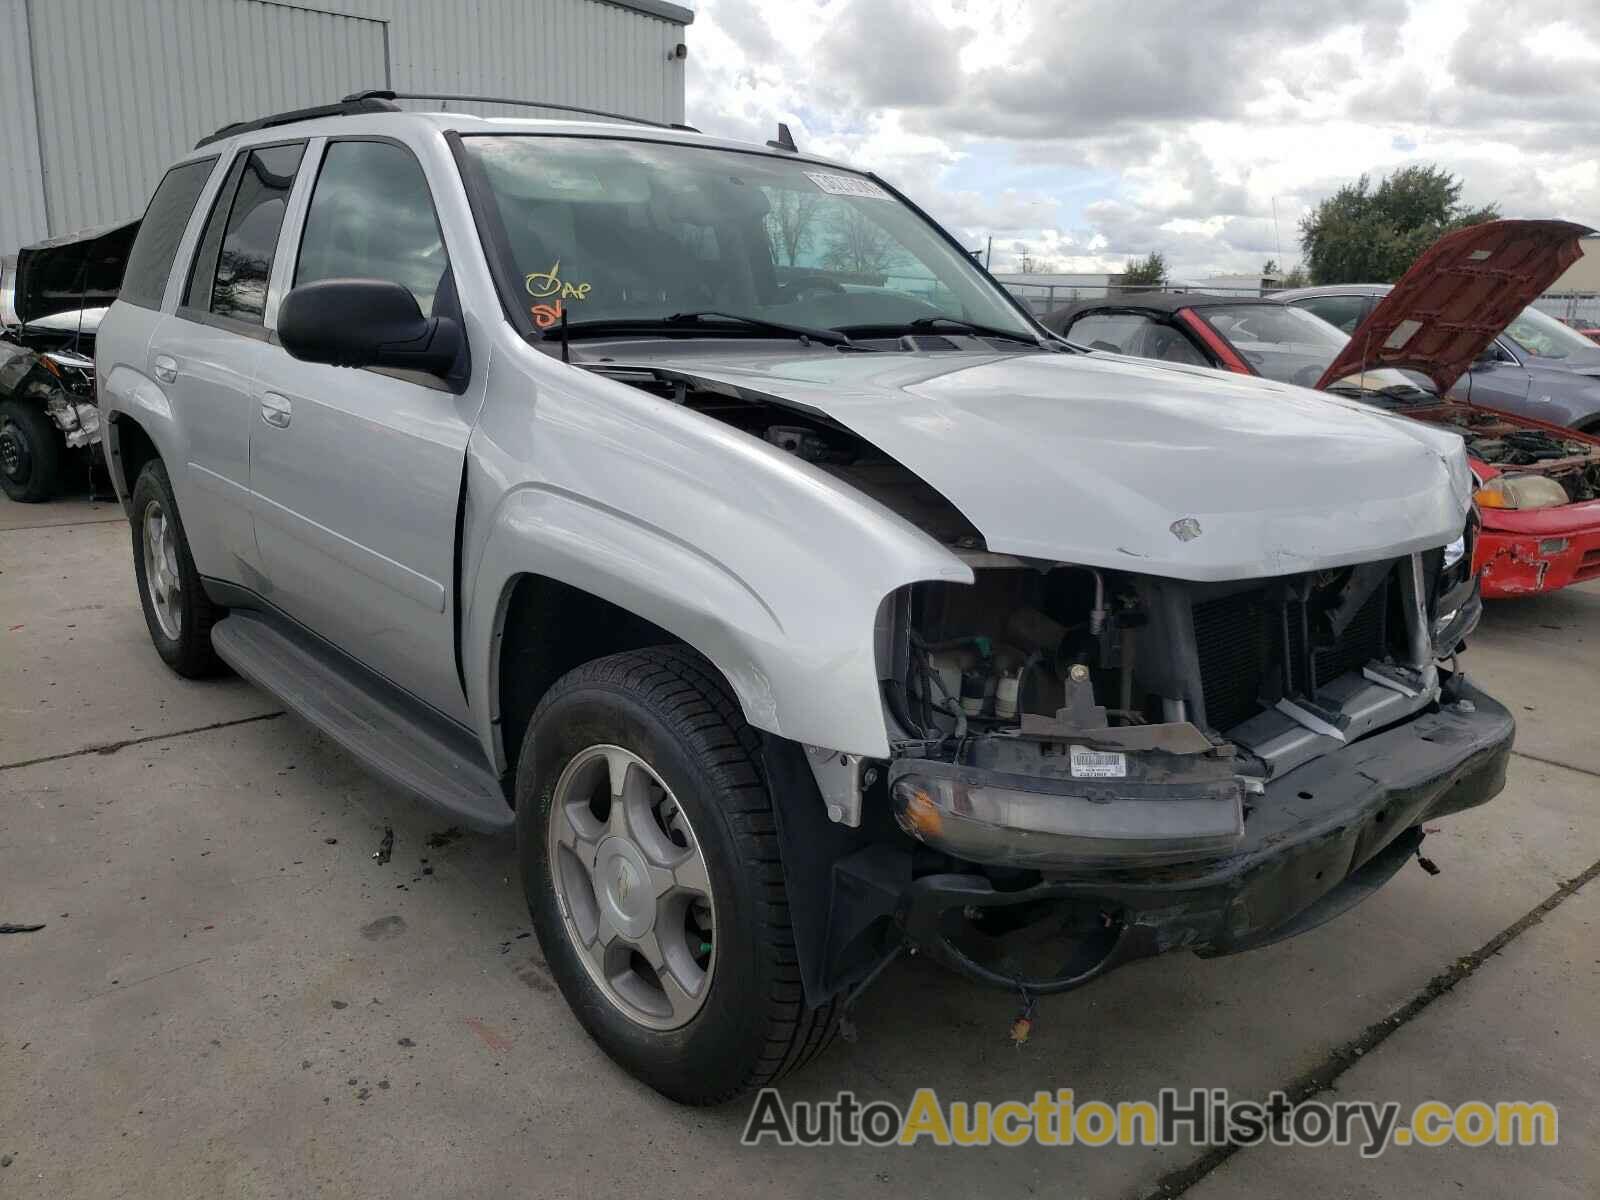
[1556,383,1600,429]
[462,341,972,767]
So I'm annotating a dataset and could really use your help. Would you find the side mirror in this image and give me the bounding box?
[278,279,461,378]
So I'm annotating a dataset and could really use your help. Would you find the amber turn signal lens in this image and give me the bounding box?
[901,787,944,838]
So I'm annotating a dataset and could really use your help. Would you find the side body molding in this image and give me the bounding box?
[460,339,971,770]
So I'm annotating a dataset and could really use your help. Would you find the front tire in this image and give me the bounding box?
[516,646,840,1104]
[0,399,62,502]
[129,459,225,677]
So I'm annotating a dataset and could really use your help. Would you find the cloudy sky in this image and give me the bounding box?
[682,0,1600,279]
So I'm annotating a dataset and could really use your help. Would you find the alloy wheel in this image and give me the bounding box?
[141,498,183,640]
[547,744,716,1030]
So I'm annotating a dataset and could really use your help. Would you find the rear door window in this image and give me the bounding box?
[1068,311,1210,365]
[1291,294,1368,334]
[185,142,305,325]
[1065,311,1147,351]
[119,158,218,310]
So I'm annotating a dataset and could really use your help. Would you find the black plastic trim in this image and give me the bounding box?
[195,96,401,149]
[345,89,688,131]
[200,575,495,784]
[445,130,536,339]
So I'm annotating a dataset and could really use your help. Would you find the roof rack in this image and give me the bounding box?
[192,90,700,151]
[194,95,400,148]
[343,90,700,132]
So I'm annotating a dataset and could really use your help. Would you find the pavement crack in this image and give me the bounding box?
[1143,855,1600,1199]
[0,516,126,533]
[0,711,285,771]
[81,956,214,1003]
[1509,748,1600,779]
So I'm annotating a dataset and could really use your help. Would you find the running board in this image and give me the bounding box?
[210,611,513,833]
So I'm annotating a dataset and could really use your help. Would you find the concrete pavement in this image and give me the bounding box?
[2,495,1597,1198]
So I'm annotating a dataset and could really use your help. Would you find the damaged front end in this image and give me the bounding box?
[806,540,1508,997]
[37,349,101,449]
[1463,415,1600,594]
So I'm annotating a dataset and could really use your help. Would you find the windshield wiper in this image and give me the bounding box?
[835,316,1051,348]
[557,311,863,348]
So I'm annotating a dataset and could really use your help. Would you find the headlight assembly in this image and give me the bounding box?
[1473,474,1568,510]
[1442,532,1466,569]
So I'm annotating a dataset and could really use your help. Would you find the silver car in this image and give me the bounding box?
[95,93,1511,1104]
[1277,283,1600,432]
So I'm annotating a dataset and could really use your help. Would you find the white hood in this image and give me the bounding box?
[601,345,1474,581]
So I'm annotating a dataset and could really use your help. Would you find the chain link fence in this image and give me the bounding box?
[1530,293,1600,328]
[1002,280,1600,331]
[1000,282,1278,317]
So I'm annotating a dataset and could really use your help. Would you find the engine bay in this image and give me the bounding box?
[1414,405,1600,502]
[878,556,1420,752]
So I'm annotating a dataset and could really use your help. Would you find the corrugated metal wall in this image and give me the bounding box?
[2,0,690,246]
[0,1,49,253]
[28,0,387,237]
[364,0,688,127]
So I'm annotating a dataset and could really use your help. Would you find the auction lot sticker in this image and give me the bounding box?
[804,171,891,199]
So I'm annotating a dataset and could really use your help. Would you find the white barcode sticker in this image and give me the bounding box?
[804,171,891,199]
[1070,745,1127,778]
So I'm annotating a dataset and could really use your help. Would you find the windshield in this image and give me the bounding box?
[460,136,1034,340]
[1501,305,1600,361]
[1204,303,1348,386]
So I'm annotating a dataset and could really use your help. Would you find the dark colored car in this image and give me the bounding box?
[0,220,134,501]
[1277,283,1600,433]
[1042,220,1600,598]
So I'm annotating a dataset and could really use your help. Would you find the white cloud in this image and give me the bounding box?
[685,0,1600,279]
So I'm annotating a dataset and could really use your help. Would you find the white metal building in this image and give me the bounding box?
[0,0,693,252]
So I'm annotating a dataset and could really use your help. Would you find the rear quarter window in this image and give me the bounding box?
[1292,294,1367,334]
[119,158,218,311]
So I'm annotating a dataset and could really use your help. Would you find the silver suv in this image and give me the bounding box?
[97,93,1512,1105]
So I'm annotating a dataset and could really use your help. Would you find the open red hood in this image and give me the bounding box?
[1313,219,1595,395]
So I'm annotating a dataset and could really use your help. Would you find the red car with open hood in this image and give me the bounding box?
[1044,219,1600,598]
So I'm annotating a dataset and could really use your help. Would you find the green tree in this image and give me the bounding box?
[1122,251,1167,290]
[1262,258,1280,277]
[1299,165,1499,285]
[1277,262,1309,289]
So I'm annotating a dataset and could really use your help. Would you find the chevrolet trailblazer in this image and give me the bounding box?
[94,92,1511,1105]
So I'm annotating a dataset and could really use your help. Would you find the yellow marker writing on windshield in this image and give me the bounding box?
[525,260,592,302]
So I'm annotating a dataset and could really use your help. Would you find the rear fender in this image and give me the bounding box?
[101,363,180,507]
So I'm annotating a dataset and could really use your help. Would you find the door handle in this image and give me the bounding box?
[153,355,178,384]
[259,393,292,428]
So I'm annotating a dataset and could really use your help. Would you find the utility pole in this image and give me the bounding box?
[985,235,993,269]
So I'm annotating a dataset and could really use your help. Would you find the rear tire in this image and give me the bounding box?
[130,459,226,677]
[0,399,62,502]
[516,646,841,1104]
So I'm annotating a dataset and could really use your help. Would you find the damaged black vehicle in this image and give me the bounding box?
[0,221,134,501]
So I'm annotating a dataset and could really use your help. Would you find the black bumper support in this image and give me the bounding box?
[889,679,1513,993]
